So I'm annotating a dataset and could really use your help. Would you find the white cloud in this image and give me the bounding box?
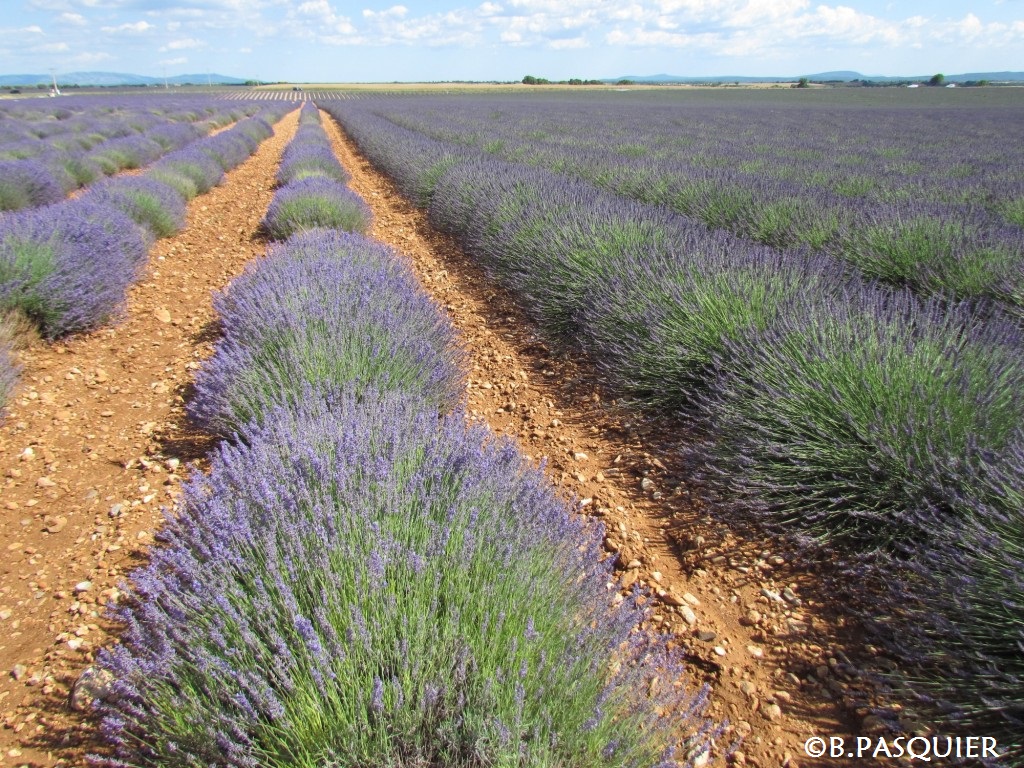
[605,26,716,48]
[100,20,154,34]
[58,12,86,25]
[291,0,357,36]
[160,37,204,51]
[28,0,72,10]
[84,0,1012,68]
[548,35,588,48]
[723,0,810,28]
[159,9,205,18]
[368,8,481,44]
[926,12,1024,48]
[482,4,603,48]
[362,5,409,20]
[159,56,187,65]
[32,41,70,52]
[595,2,1024,60]
[72,50,113,64]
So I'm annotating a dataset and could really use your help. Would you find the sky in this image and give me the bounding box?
[1,0,1022,82]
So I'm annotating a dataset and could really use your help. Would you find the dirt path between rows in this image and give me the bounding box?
[321,109,888,768]
[0,106,301,766]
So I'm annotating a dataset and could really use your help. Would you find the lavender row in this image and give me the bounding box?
[366,91,1024,225]
[0,100,282,405]
[98,394,715,767]
[0,107,288,339]
[275,102,350,186]
[262,105,369,239]
[359,94,1024,315]
[0,97,262,213]
[0,199,148,337]
[188,230,465,435]
[95,228,714,766]
[322,100,1024,761]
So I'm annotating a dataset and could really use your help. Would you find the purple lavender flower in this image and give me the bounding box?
[1,199,146,336]
[188,229,464,435]
[0,159,65,211]
[150,145,224,194]
[79,176,186,240]
[276,122,350,186]
[261,177,371,239]
[320,94,1024,760]
[96,391,714,765]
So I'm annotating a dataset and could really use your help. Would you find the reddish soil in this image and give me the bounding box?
[0,100,889,767]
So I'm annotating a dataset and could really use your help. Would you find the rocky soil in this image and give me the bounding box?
[0,100,895,766]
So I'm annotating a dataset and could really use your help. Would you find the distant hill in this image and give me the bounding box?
[610,71,1024,84]
[0,71,247,87]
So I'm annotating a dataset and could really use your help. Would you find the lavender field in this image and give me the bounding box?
[321,88,1024,762]
[0,97,260,212]
[65,105,715,766]
[3,88,1021,765]
[1,98,289,348]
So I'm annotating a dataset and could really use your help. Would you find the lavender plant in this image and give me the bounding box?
[429,155,848,400]
[335,94,1024,313]
[150,146,224,196]
[322,93,1024,753]
[429,157,659,339]
[81,176,186,240]
[0,140,42,161]
[197,131,259,172]
[146,122,203,152]
[687,289,1024,549]
[868,508,1024,766]
[833,209,1024,314]
[164,114,276,181]
[188,230,463,436]
[145,111,282,198]
[85,134,164,175]
[580,243,847,410]
[0,200,147,336]
[97,392,714,767]
[1002,197,1024,228]
[297,101,321,125]
[0,159,65,212]
[50,154,102,191]
[276,126,349,186]
[320,105,467,206]
[262,178,371,239]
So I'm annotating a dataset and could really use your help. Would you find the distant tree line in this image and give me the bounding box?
[522,75,606,85]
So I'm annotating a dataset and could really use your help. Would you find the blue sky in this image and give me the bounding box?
[1,1,1022,81]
